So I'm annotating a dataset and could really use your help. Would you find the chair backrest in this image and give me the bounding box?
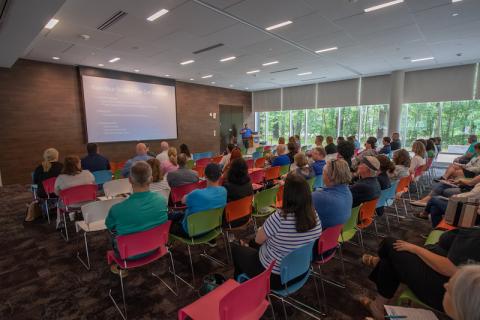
[225,195,253,224]
[264,166,280,181]
[42,177,57,196]
[186,159,195,169]
[246,159,255,169]
[313,175,324,189]
[81,198,124,224]
[275,184,284,208]
[197,180,207,189]
[196,158,212,167]
[212,156,223,164]
[358,198,379,228]
[170,182,199,203]
[317,224,342,256]
[263,146,271,151]
[193,166,205,178]
[254,186,279,211]
[256,147,264,153]
[92,170,113,185]
[279,164,290,176]
[103,179,132,198]
[414,164,426,178]
[339,205,361,242]
[279,241,315,284]
[307,177,315,191]
[219,262,274,320]
[252,151,262,160]
[59,184,98,207]
[249,169,265,184]
[116,221,171,261]
[193,151,214,161]
[425,157,433,170]
[185,207,224,237]
[254,157,266,168]
[376,181,399,208]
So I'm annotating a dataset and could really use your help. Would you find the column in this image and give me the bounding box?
[388,70,405,135]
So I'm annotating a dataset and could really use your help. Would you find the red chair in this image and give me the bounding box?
[170,182,200,209]
[40,177,57,224]
[178,262,274,320]
[193,166,205,178]
[275,184,284,209]
[246,159,254,169]
[198,180,207,189]
[413,164,428,198]
[264,166,280,181]
[212,156,223,164]
[393,175,412,220]
[263,146,271,151]
[254,157,266,168]
[58,184,97,241]
[107,221,178,319]
[249,169,265,191]
[196,158,212,167]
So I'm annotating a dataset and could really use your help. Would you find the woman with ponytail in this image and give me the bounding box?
[33,148,63,198]
[161,147,179,174]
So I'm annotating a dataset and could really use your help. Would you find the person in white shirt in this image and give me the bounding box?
[410,140,426,175]
[219,143,235,168]
[156,141,169,163]
[146,158,170,201]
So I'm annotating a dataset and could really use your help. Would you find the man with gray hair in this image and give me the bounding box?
[271,144,290,167]
[121,143,153,177]
[156,141,170,163]
[350,156,381,208]
[106,161,168,270]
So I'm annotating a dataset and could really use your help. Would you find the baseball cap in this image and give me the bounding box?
[361,156,380,171]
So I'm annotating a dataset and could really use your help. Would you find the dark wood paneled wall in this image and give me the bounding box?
[0,59,251,185]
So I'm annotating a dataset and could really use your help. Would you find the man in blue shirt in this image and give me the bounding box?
[311,147,326,176]
[240,123,252,149]
[81,143,110,172]
[271,144,290,167]
[121,143,153,177]
[170,163,227,237]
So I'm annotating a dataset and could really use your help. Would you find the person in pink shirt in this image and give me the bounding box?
[161,147,179,174]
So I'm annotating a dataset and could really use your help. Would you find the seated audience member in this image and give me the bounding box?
[287,142,297,163]
[337,141,355,171]
[426,139,436,159]
[145,143,156,157]
[179,144,192,161]
[277,137,286,149]
[146,158,170,200]
[33,148,63,198]
[54,155,95,228]
[81,143,110,172]
[105,161,168,269]
[438,143,480,181]
[315,135,324,147]
[231,173,322,290]
[455,134,477,164]
[337,136,346,145]
[155,141,170,163]
[312,159,352,229]
[378,137,392,155]
[376,155,393,190]
[443,264,480,320]
[290,152,315,180]
[223,158,253,202]
[360,228,480,319]
[350,156,381,208]
[271,144,291,167]
[390,149,411,180]
[352,135,361,151]
[390,132,401,151]
[122,143,153,177]
[166,153,199,188]
[409,140,426,175]
[310,147,327,176]
[294,134,301,151]
[169,163,227,237]
[161,147,179,174]
[222,148,242,176]
[220,143,235,168]
[434,136,442,154]
[324,136,337,155]
[352,136,378,169]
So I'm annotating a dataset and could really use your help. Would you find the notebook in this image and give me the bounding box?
[384,305,438,320]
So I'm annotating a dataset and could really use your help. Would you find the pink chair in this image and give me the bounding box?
[246,159,254,170]
[58,184,97,241]
[313,224,345,314]
[40,177,57,224]
[196,158,212,167]
[178,262,275,320]
[169,182,200,210]
[249,169,265,191]
[107,221,178,319]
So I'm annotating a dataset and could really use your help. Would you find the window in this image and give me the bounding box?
[339,106,360,138]
[291,110,306,145]
[306,108,338,144]
[359,104,389,143]
[256,111,267,143]
[266,111,290,145]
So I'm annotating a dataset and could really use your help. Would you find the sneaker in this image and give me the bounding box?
[413,212,429,220]
[110,265,128,278]
[410,200,427,207]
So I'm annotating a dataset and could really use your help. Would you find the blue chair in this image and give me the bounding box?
[92,170,112,189]
[238,241,322,318]
[375,180,399,234]
[193,151,214,161]
[252,151,262,160]
[313,175,324,190]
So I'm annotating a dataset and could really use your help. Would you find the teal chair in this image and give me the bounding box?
[307,177,316,191]
[313,175,324,190]
[169,207,227,288]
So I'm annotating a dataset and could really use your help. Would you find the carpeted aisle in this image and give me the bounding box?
[0,184,448,319]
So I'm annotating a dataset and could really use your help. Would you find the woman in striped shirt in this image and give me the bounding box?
[231,172,322,289]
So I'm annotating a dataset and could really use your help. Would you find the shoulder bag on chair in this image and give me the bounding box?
[445,196,480,228]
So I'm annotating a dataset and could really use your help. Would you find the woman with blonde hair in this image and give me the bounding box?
[410,140,426,174]
[161,147,179,174]
[146,158,170,201]
[443,264,480,320]
[289,152,315,180]
[33,148,63,198]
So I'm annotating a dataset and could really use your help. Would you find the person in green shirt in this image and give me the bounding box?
[455,134,478,164]
[106,161,168,272]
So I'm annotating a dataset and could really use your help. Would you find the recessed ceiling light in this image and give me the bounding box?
[220,56,236,62]
[211,81,216,84]
[452,0,462,2]
[45,18,59,29]
[229,84,234,87]
[52,56,60,60]
[165,74,171,77]
[411,57,435,62]
[134,69,140,72]
[315,46,338,54]
[180,59,194,65]
[265,20,292,31]
[245,87,249,90]
[146,9,169,21]
[364,0,404,13]
[189,78,195,81]
[202,74,213,79]
[452,13,459,16]
[298,72,312,76]
[262,61,279,66]
[98,64,104,67]
[246,69,260,74]
[109,57,120,63]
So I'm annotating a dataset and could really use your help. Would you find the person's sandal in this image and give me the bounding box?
[410,200,427,207]
[413,212,429,220]
[361,254,380,268]
[110,264,128,278]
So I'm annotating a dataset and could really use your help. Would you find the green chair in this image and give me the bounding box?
[256,146,263,153]
[186,159,195,170]
[279,164,290,176]
[253,186,279,229]
[169,207,227,288]
[425,229,444,245]
[338,205,361,243]
[301,145,307,152]
[307,177,316,191]
[114,169,123,180]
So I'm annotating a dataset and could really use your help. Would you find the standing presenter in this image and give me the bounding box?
[240,123,252,150]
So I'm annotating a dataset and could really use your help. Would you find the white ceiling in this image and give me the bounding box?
[17,0,480,91]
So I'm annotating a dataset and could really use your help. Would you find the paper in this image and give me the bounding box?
[384,305,438,320]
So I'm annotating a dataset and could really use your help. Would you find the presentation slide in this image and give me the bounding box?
[81,75,177,143]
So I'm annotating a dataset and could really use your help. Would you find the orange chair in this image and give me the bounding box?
[110,161,117,174]
[436,218,457,231]
[193,166,205,178]
[357,198,379,229]
[224,195,254,260]
[246,159,255,169]
[254,157,266,168]
[264,166,280,181]
[212,155,223,164]
[275,184,284,209]
[196,158,212,167]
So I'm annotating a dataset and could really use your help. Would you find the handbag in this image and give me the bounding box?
[445,196,479,228]
[25,201,42,222]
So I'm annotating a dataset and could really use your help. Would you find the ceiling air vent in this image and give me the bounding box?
[0,0,10,27]
[270,67,298,74]
[97,10,127,31]
[301,77,326,82]
[193,43,224,54]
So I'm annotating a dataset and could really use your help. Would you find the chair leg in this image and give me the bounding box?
[280,297,288,319]
[384,211,391,234]
[43,200,51,224]
[187,245,196,286]
[60,211,69,242]
[316,265,327,314]
[268,295,276,320]
[109,269,127,320]
[76,231,91,270]
[152,250,179,296]
[357,228,365,252]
